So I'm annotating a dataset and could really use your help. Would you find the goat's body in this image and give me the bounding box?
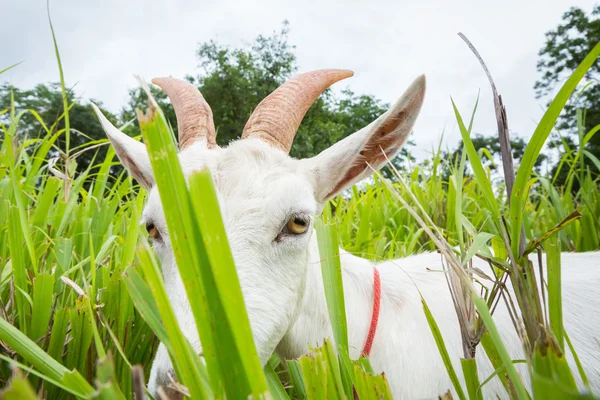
[278,237,600,399]
[97,71,600,398]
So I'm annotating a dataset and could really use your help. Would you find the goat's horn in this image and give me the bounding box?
[242,69,353,153]
[151,77,217,150]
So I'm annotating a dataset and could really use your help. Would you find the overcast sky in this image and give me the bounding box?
[2,0,597,159]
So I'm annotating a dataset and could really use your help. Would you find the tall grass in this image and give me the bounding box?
[0,28,599,399]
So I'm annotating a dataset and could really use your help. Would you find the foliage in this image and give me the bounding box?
[121,22,406,163]
[0,107,157,397]
[0,83,118,177]
[441,133,547,176]
[1,22,401,183]
[535,4,600,185]
[361,39,600,400]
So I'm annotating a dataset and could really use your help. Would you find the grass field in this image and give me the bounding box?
[0,34,599,399]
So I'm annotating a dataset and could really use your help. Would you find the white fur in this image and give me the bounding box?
[92,74,600,398]
[140,140,600,398]
[280,240,600,398]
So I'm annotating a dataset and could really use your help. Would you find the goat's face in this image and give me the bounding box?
[93,70,425,391]
[141,138,319,363]
[146,138,318,279]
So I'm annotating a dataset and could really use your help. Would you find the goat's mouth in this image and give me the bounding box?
[154,369,187,400]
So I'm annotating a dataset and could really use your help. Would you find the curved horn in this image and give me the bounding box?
[151,77,217,150]
[242,69,353,153]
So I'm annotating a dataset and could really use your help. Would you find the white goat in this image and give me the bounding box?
[93,70,600,399]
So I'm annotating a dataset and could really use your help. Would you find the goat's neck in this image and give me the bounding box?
[277,233,376,360]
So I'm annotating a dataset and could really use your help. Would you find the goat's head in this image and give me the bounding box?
[93,69,425,386]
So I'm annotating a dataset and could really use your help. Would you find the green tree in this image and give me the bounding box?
[535,5,600,185]
[456,134,545,171]
[438,133,547,186]
[121,84,174,138]
[122,22,412,162]
[0,83,117,176]
[3,22,412,184]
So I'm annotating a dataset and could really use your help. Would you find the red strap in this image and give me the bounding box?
[361,267,381,357]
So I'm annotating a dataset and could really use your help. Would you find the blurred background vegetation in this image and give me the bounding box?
[2,6,598,185]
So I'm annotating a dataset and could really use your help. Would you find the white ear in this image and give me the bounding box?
[91,103,154,190]
[305,75,426,203]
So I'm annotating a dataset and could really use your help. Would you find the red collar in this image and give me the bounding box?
[361,267,381,357]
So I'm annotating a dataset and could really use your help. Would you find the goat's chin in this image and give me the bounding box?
[147,246,310,391]
[147,344,171,397]
[234,255,310,365]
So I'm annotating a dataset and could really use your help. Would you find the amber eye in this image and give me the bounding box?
[146,222,160,240]
[287,215,309,234]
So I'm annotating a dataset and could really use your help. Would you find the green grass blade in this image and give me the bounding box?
[0,61,23,76]
[472,296,529,399]
[315,218,354,398]
[480,332,513,395]
[135,241,208,398]
[454,149,468,254]
[461,357,481,400]
[0,317,95,396]
[299,349,328,400]
[7,206,29,335]
[31,177,61,244]
[265,362,290,400]
[137,99,223,394]
[5,112,38,274]
[531,345,580,399]
[546,235,564,350]
[136,77,270,395]
[47,309,68,363]
[421,296,466,400]
[315,218,349,353]
[287,360,307,399]
[451,100,501,223]
[47,2,71,156]
[0,375,38,400]
[509,42,600,257]
[30,272,55,342]
[95,354,127,400]
[188,170,269,395]
[462,232,495,267]
[477,359,526,396]
[564,330,590,390]
[0,355,89,398]
[122,265,169,345]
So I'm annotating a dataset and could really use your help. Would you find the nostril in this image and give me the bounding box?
[157,386,184,400]
[155,370,184,400]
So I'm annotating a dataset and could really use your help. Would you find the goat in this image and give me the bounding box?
[93,70,600,399]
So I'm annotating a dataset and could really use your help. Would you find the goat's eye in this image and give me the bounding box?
[146,222,160,240]
[287,215,309,234]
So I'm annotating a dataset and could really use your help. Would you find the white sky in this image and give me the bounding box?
[2,0,597,159]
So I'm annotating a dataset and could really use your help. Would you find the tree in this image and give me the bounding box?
[3,22,412,183]
[438,133,547,185]
[122,22,412,163]
[535,5,600,184]
[120,84,175,138]
[0,83,117,176]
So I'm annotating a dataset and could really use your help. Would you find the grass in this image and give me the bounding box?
[0,25,599,400]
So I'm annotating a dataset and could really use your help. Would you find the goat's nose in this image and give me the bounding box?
[154,371,184,400]
[156,387,184,400]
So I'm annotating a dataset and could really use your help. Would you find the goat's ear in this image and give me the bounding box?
[305,75,425,203]
[91,103,154,190]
